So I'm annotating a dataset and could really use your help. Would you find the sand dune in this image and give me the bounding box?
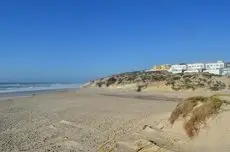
[115,94,230,152]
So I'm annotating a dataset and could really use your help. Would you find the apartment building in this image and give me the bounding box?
[169,60,229,75]
[169,64,187,74]
[202,61,225,75]
[225,62,230,68]
[205,61,225,69]
[148,60,230,75]
[222,68,230,76]
[185,63,205,73]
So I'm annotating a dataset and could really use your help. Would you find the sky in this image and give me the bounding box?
[0,0,230,82]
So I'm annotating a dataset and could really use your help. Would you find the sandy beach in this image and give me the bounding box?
[2,0,230,151]
[0,88,183,152]
[1,88,230,152]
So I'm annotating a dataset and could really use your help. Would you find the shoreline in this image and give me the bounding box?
[0,88,79,100]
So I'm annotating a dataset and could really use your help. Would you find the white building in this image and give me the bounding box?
[186,63,205,73]
[187,63,205,70]
[222,68,230,76]
[205,60,225,70]
[203,69,221,75]
[153,60,227,75]
[202,61,225,75]
[170,70,184,74]
[225,62,230,68]
[184,69,200,73]
[169,64,187,74]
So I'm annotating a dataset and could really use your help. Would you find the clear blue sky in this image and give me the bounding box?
[1,0,230,82]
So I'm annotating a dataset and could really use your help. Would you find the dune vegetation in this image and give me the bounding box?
[83,71,230,92]
[169,95,230,138]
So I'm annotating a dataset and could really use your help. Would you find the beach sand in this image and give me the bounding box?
[0,88,183,152]
[1,88,230,152]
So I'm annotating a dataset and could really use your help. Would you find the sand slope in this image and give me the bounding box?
[115,96,230,152]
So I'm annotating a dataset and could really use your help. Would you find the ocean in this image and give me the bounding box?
[0,82,81,97]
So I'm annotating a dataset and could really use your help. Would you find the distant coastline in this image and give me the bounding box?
[0,82,81,98]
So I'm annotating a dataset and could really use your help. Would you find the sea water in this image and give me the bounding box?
[0,82,81,97]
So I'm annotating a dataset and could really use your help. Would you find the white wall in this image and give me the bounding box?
[171,70,183,74]
[206,61,225,70]
[184,69,200,73]
[203,69,221,75]
[171,64,187,70]
[225,63,230,68]
[222,68,230,76]
[187,63,205,70]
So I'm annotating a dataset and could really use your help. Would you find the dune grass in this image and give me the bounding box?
[169,95,227,138]
[169,96,209,125]
[183,97,223,137]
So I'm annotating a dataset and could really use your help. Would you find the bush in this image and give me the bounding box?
[202,73,214,78]
[172,75,181,81]
[209,81,226,91]
[182,74,193,79]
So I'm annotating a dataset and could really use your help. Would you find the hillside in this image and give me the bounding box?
[82,71,230,92]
